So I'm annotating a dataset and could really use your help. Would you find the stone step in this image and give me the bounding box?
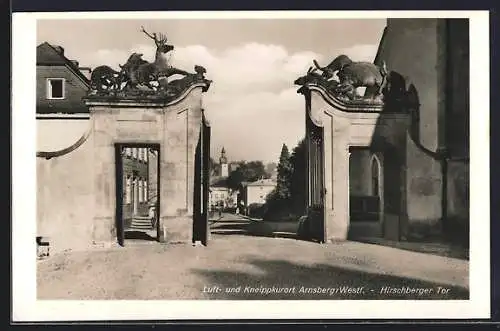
[133,215,151,220]
[132,218,152,223]
[128,224,154,230]
[130,221,153,227]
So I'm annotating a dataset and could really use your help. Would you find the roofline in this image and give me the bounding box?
[39,42,90,88]
[65,63,91,88]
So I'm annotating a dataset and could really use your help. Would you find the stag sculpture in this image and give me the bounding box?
[88,26,209,96]
[121,26,193,90]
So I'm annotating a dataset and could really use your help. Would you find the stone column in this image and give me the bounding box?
[92,109,117,243]
[158,88,204,243]
[329,139,350,241]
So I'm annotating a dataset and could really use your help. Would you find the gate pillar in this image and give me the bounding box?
[295,60,409,242]
[84,44,211,246]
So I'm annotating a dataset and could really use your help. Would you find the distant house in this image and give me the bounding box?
[209,187,236,210]
[208,175,237,210]
[36,42,91,115]
[240,179,277,207]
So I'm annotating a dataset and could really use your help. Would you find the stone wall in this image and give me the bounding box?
[376,18,470,241]
[376,19,444,236]
[37,85,208,252]
[37,120,94,253]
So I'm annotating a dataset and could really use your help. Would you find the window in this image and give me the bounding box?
[125,148,132,157]
[125,176,132,204]
[132,148,138,159]
[144,180,148,202]
[371,156,380,197]
[46,78,65,99]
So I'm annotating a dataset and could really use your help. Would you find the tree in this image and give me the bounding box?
[262,144,294,220]
[263,140,307,221]
[275,144,293,200]
[209,157,218,177]
[289,138,307,215]
[226,160,267,190]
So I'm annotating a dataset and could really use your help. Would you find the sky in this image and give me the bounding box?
[37,19,386,163]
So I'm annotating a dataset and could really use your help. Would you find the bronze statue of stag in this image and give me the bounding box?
[120,26,191,91]
[89,26,193,93]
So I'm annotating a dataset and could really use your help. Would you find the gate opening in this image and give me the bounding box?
[115,143,160,246]
[348,147,382,239]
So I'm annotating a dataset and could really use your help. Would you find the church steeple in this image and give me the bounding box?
[219,147,227,164]
[219,147,229,177]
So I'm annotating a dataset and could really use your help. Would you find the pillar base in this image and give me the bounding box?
[92,217,116,242]
[159,216,193,243]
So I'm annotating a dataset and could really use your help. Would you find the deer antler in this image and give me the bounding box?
[141,26,158,42]
[156,32,168,44]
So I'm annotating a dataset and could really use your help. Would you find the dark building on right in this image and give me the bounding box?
[372,18,469,245]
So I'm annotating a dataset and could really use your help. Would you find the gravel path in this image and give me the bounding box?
[37,232,469,300]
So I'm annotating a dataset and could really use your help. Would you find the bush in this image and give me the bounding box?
[248,203,266,219]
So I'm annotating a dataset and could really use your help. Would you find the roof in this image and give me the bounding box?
[246,179,277,187]
[37,42,90,87]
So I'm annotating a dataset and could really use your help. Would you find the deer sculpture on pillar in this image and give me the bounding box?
[89,26,209,94]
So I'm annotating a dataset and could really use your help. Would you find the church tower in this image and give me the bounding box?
[219,147,229,177]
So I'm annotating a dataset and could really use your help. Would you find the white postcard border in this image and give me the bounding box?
[12,10,490,321]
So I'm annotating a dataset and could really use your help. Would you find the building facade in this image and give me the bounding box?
[209,186,237,210]
[121,147,154,224]
[240,179,277,207]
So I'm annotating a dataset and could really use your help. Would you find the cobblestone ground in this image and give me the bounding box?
[37,222,469,300]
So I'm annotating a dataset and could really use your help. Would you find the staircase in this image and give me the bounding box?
[129,216,154,231]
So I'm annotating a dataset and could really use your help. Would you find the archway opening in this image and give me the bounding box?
[115,143,160,246]
[348,147,382,239]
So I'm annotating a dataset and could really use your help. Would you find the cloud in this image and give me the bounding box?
[77,42,378,163]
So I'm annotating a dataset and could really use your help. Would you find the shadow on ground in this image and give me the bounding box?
[210,216,300,241]
[124,230,157,241]
[191,258,469,300]
[354,238,469,260]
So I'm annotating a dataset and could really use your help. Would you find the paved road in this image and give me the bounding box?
[37,224,469,300]
[210,212,256,236]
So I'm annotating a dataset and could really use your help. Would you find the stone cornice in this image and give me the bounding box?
[83,82,210,108]
[298,83,384,113]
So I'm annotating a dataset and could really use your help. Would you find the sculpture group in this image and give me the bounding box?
[89,26,210,96]
[295,54,389,102]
